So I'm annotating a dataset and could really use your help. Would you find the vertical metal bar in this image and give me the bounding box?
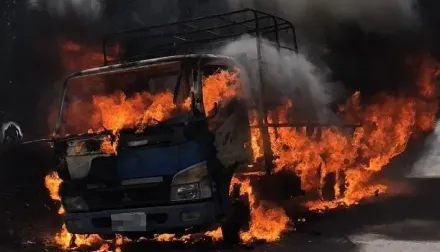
[102,37,107,66]
[272,17,281,52]
[194,59,204,115]
[56,78,71,135]
[253,10,274,175]
[272,17,280,140]
[292,25,299,52]
[272,105,279,139]
[316,126,322,141]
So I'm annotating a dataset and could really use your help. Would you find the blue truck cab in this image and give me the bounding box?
[52,54,252,243]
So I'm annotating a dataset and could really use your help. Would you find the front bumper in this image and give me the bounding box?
[63,201,217,235]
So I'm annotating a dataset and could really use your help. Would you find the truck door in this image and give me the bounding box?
[196,61,251,217]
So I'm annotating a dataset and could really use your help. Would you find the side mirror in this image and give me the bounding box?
[1,122,23,147]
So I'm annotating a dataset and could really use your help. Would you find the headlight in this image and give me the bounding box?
[171,183,199,201]
[62,196,89,212]
[170,162,212,201]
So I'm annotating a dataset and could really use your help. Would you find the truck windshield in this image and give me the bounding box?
[59,61,191,136]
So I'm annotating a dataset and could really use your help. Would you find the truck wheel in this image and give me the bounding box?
[221,194,250,245]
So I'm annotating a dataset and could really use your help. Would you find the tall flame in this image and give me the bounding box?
[44,171,65,215]
[44,41,440,249]
[233,176,291,243]
[250,54,439,211]
[45,172,109,249]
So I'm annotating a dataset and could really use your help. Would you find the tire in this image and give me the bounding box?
[221,194,250,245]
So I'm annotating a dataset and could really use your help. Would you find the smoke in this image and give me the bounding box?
[216,0,422,125]
[27,0,104,21]
[408,121,440,178]
[219,35,342,123]
[7,0,433,138]
[228,0,420,34]
[226,1,422,83]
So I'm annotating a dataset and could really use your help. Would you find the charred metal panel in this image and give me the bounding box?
[214,111,251,168]
[212,99,252,168]
[66,154,110,180]
[60,136,112,180]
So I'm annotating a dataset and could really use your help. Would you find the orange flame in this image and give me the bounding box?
[232,176,291,243]
[44,172,289,247]
[44,171,65,214]
[100,136,118,155]
[44,171,115,249]
[59,41,242,137]
[90,91,190,134]
[202,68,242,113]
[154,234,192,243]
[203,175,291,243]
[249,55,439,211]
[50,40,440,246]
[63,69,241,137]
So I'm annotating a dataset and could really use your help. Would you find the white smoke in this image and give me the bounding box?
[228,0,420,34]
[219,0,421,125]
[28,0,104,21]
[219,35,341,123]
[408,121,440,178]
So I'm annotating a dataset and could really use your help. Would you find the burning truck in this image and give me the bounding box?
[2,7,439,249]
[1,9,313,245]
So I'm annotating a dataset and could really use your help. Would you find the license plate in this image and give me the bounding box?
[111,212,147,232]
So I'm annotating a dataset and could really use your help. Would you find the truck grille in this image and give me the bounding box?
[84,180,171,211]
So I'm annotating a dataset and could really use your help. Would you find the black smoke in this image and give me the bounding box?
[2,0,440,139]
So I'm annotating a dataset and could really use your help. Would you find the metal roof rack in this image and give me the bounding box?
[102,8,298,65]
